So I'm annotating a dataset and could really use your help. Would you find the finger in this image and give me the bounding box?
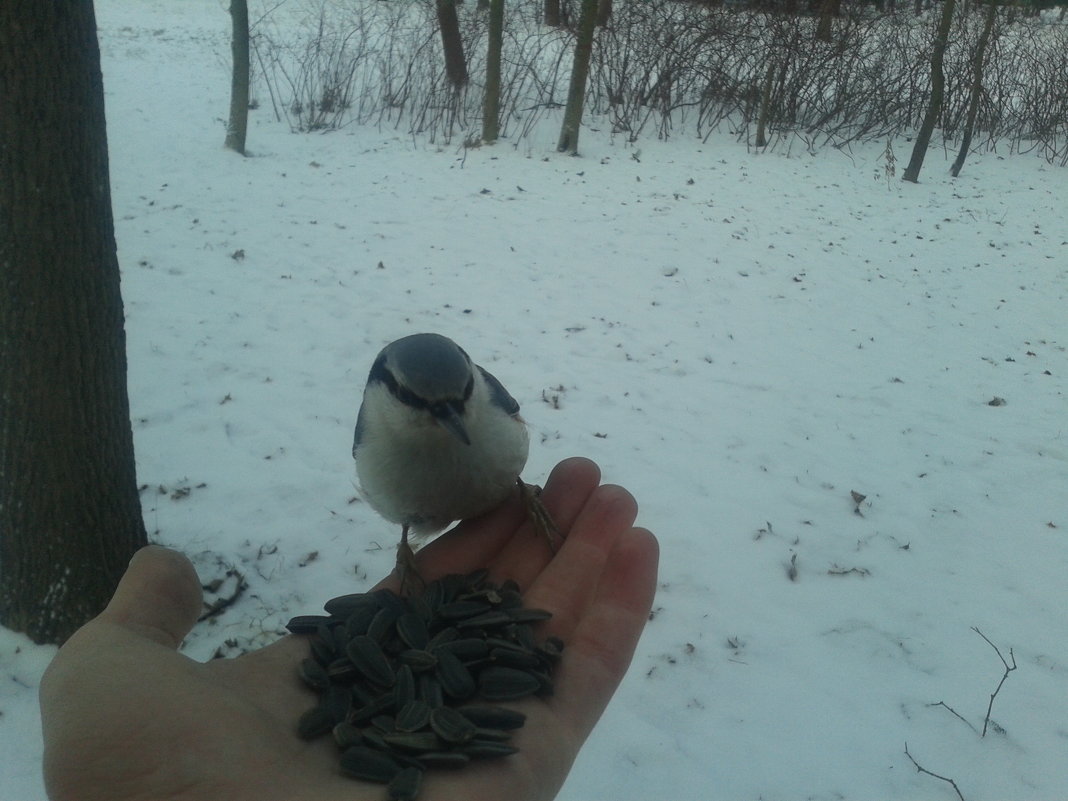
[550,527,659,741]
[375,457,603,591]
[524,483,640,638]
[479,456,603,587]
[96,545,203,649]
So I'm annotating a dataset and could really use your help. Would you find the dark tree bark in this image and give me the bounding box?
[0,0,148,644]
[903,0,956,182]
[815,0,841,42]
[544,0,562,27]
[557,0,599,154]
[436,0,469,89]
[225,0,250,154]
[951,0,997,177]
[483,0,505,143]
[597,0,613,27]
[754,60,776,147]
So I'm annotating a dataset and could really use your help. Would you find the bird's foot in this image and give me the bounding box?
[518,478,563,553]
[396,534,426,597]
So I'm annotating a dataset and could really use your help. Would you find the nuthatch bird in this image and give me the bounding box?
[353,333,557,588]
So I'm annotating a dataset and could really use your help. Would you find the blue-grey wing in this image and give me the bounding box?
[352,402,366,459]
[478,366,520,417]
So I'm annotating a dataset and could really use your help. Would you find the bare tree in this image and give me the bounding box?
[544,0,563,27]
[903,0,957,182]
[0,0,148,644]
[557,0,600,154]
[597,0,613,28]
[225,0,251,154]
[950,0,997,177]
[483,0,505,143]
[815,0,841,42]
[437,0,469,89]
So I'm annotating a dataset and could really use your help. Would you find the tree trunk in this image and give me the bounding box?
[754,60,776,147]
[0,0,148,644]
[436,0,469,89]
[815,0,840,42]
[544,0,562,27]
[224,0,250,154]
[950,0,997,177]
[482,0,504,143]
[903,0,956,182]
[557,0,599,154]
[597,0,612,27]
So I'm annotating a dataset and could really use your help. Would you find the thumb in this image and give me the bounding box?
[97,545,203,649]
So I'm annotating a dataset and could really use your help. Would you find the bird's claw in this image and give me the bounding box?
[518,479,563,553]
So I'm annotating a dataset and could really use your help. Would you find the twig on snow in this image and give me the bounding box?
[926,701,978,734]
[972,626,1017,737]
[904,742,966,801]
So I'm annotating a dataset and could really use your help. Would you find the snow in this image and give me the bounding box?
[1,1,1066,799]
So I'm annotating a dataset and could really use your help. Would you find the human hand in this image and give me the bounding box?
[40,457,659,801]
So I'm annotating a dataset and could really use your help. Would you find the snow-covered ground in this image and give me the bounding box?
[2,1,1066,798]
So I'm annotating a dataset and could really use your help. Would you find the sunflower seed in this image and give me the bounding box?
[326,657,359,683]
[417,751,471,769]
[349,692,395,724]
[417,674,444,708]
[528,669,554,697]
[344,603,380,640]
[507,607,553,624]
[310,635,335,666]
[398,649,437,672]
[489,647,541,670]
[367,606,403,643]
[394,664,416,708]
[346,635,396,688]
[360,728,389,752]
[387,766,424,801]
[382,731,443,754]
[538,636,565,662]
[433,638,490,662]
[456,611,512,630]
[426,626,460,650]
[396,612,430,650]
[461,740,520,759]
[456,704,527,730]
[437,600,492,620]
[297,705,335,740]
[477,666,541,701]
[332,721,363,749]
[472,726,514,742]
[299,657,331,691]
[321,685,354,724]
[324,593,378,617]
[339,746,402,783]
[429,706,477,745]
[285,614,333,634]
[435,649,476,700]
[371,714,397,733]
[394,699,432,733]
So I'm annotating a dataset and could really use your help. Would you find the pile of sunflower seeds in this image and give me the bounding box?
[285,569,563,801]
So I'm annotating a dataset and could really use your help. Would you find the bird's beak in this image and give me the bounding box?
[434,404,471,445]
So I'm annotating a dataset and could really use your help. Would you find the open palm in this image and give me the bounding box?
[40,458,659,801]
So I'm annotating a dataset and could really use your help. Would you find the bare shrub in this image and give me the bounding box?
[252,0,1068,162]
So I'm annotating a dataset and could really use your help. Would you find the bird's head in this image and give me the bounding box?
[369,333,474,444]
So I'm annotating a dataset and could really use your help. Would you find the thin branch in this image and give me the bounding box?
[926,701,978,734]
[904,742,966,801]
[198,568,248,622]
[972,626,1017,737]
